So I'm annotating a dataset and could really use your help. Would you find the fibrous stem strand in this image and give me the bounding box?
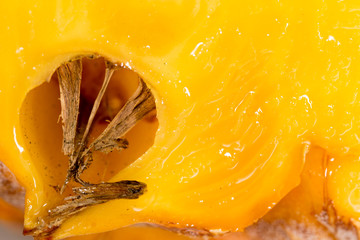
[30,57,155,238]
[28,181,146,238]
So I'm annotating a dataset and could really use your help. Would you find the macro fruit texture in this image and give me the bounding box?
[2,0,360,239]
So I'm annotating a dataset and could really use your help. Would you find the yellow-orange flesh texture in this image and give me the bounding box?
[0,199,23,224]
[0,146,344,240]
[66,146,345,239]
[1,0,360,239]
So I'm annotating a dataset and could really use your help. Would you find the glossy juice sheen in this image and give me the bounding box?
[1,0,360,239]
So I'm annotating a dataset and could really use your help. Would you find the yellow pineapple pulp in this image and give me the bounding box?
[1,0,360,239]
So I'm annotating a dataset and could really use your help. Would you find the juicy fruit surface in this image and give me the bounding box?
[1,0,360,239]
[70,146,356,240]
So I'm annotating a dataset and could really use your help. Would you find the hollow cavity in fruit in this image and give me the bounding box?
[20,56,158,237]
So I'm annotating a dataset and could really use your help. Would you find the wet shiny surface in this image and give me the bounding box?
[1,0,360,239]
